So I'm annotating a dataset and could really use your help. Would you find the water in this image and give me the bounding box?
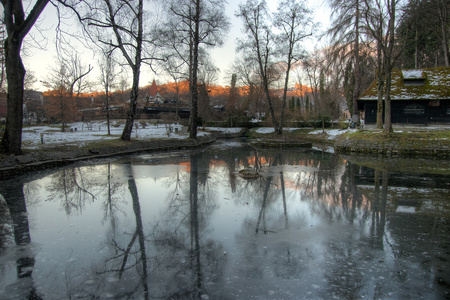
[0,139,449,299]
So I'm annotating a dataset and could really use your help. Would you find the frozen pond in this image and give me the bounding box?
[0,139,449,299]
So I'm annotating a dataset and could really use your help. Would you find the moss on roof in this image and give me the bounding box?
[359,67,450,101]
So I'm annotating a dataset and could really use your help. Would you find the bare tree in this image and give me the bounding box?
[59,0,162,141]
[273,0,314,134]
[0,0,50,155]
[71,54,93,96]
[363,0,403,133]
[303,51,321,121]
[117,73,129,102]
[429,0,450,66]
[303,49,343,130]
[163,58,186,123]
[327,0,366,125]
[43,54,92,131]
[237,0,280,132]
[198,57,219,87]
[24,71,37,90]
[99,45,118,135]
[231,57,266,120]
[363,0,385,129]
[382,0,400,133]
[165,0,229,139]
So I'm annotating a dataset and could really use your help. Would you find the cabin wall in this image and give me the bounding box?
[361,100,450,125]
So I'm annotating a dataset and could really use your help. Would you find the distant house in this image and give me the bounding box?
[358,67,450,125]
[145,79,164,104]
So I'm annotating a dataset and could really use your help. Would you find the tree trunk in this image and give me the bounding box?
[0,38,25,155]
[189,0,200,140]
[383,0,396,134]
[120,0,143,141]
[121,68,140,141]
[376,42,384,129]
[376,80,384,129]
[434,0,450,66]
[279,28,295,135]
[352,0,361,125]
[279,57,293,135]
[440,6,450,66]
[384,70,393,133]
[106,89,111,136]
[322,115,325,133]
[414,27,419,69]
[264,85,279,132]
[0,0,49,155]
[60,90,66,132]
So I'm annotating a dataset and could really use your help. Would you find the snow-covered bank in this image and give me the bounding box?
[21,121,245,149]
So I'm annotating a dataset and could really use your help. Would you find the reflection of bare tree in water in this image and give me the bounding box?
[254,153,291,234]
[292,156,371,226]
[0,182,42,299]
[322,168,389,299]
[101,163,127,236]
[46,167,97,215]
[0,194,14,247]
[150,152,225,299]
[127,169,149,298]
[86,164,150,299]
[370,170,388,249]
[255,174,275,234]
[189,154,202,299]
[337,163,367,223]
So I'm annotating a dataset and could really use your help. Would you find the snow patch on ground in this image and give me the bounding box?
[206,127,242,133]
[309,129,357,140]
[396,206,416,214]
[21,121,247,149]
[253,127,310,134]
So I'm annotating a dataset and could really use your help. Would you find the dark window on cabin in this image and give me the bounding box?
[404,104,425,115]
[447,108,450,115]
[403,79,426,86]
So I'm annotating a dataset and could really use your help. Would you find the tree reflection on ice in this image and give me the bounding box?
[0,140,449,299]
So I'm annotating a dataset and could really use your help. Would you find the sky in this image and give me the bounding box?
[19,0,331,92]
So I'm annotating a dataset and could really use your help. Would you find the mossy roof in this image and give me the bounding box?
[359,67,450,101]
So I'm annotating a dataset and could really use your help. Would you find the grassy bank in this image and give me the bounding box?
[246,128,339,145]
[335,129,450,156]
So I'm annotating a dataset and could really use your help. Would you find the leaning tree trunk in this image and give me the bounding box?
[120,0,143,141]
[264,85,279,133]
[0,38,25,155]
[121,68,140,141]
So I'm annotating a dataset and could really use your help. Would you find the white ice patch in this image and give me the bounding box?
[396,206,416,214]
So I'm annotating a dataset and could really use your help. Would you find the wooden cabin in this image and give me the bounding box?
[358,67,450,125]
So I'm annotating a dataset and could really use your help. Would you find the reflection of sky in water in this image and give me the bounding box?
[0,144,449,299]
